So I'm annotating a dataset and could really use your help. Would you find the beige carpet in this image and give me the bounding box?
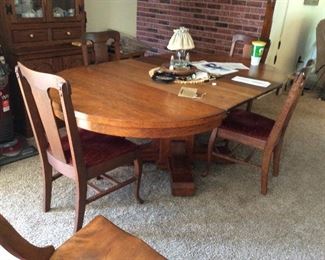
[1,90,325,259]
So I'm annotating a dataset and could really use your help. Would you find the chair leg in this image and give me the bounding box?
[134,159,144,204]
[273,139,284,177]
[261,152,272,195]
[276,87,281,96]
[276,81,285,96]
[74,179,87,232]
[246,100,253,111]
[42,162,53,212]
[203,128,218,177]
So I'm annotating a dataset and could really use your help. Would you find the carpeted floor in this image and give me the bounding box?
[1,90,325,259]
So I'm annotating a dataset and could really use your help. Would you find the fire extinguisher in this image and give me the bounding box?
[0,45,38,162]
[0,44,24,159]
[0,45,14,144]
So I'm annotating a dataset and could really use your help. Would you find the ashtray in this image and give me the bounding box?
[151,71,176,83]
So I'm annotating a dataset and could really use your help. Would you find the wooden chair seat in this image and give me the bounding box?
[221,109,275,141]
[61,130,137,167]
[51,216,165,260]
[0,214,166,260]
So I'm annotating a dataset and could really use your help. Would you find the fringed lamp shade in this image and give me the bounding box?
[167,27,195,51]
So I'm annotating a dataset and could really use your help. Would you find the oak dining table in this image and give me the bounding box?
[55,53,288,196]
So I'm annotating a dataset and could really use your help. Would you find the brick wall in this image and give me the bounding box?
[137,0,268,56]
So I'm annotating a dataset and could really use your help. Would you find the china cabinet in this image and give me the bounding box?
[0,0,86,136]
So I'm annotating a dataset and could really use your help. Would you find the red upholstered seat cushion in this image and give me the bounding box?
[220,109,275,140]
[61,130,137,167]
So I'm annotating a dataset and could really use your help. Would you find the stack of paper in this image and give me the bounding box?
[191,61,238,76]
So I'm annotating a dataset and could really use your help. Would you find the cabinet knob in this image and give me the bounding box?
[29,34,34,38]
[66,31,71,36]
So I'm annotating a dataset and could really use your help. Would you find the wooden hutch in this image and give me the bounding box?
[0,0,86,136]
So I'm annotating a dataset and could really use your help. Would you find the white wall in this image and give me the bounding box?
[266,0,325,73]
[84,0,137,36]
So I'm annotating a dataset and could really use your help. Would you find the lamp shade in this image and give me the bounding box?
[167,27,195,51]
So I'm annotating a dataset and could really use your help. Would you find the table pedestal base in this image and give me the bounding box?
[139,137,195,196]
[169,155,195,196]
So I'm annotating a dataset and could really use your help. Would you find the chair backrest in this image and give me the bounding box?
[0,214,54,260]
[229,34,270,63]
[15,62,85,172]
[82,30,121,66]
[229,34,254,59]
[266,73,305,151]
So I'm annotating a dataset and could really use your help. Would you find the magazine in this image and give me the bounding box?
[191,61,248,76]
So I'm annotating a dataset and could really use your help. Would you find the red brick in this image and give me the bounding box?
[136,0,267,55]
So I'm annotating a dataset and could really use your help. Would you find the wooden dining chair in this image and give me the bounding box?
[229,34,254,59]
[82,30,121,66]
[15,62,143,232]
[229,33,270,64]
[230,34,271,111]
[205,73,305,195]
[0,214,166,259]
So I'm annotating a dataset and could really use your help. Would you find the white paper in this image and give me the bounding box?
[194,71,209,80]
[232,76,271,88]
[218,62,249,70]
[191,61,238,76]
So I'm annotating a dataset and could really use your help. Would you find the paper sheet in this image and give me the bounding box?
[219,63,249,70]
[231,76,271,88]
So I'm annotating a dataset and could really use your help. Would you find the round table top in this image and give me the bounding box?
[56,59,225,138]
[55,55,285,138]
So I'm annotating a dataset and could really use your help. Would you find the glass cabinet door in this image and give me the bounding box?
[14,0,44,19]
[51,0,77,18]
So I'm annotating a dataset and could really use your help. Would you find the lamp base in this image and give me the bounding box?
[173,60,190,68]
[173,50,190,68]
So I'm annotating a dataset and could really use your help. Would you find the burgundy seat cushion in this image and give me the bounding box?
[61,130,137,167]
[220,109,275,140]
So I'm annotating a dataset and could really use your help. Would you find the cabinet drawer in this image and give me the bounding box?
[12,29,48,43]
[52,28,82,40]
[20,58,61,73]
[62,54,84,69]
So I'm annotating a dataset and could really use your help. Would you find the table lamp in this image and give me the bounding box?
[167,27,195,68]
